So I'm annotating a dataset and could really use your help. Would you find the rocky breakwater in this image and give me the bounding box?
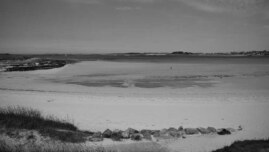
[84,126,242,142]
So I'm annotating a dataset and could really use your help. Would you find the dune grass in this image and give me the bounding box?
[0,106,77,131]
[0,106,87,143]
[212,139,269,152]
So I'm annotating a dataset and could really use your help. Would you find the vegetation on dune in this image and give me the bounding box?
[212,139,269,152]
[0,106,87,143]
[0,106,77,131]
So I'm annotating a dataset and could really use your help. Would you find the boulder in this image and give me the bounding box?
[126,128,139,134]
[217,129,231,135]
[111,129,123,141]
[152,130,161,137]
[121,131,129,139]
[140,129,152,135]
[140,130,153,140]
[197,127,210,134]
[160,129,168,134]
[121,128,139,138]
[157,128,174,139]
[130,133,143,141]
[166,127,182,137]
[184,128,199,135]
[168,130,182,138]
[207,127,217,133]
[238,125,243,131]
[167,127,178,132]
[102,129,112,138]
[226,128,236,132]
[178,126,184,131]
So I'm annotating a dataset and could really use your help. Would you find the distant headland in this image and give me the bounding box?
[0,50,268,72]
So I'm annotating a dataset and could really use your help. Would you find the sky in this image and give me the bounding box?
[0,0,269,54]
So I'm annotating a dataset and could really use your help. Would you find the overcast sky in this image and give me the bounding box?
[1,0,269,54]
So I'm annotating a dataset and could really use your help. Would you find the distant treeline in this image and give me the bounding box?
[1,50,269,62]
[171,50,269,56]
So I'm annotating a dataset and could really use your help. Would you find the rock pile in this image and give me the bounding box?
[84,126,242,142]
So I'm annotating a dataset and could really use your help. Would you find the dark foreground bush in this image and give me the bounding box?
[212,139,269,152]
[0,106,77,131]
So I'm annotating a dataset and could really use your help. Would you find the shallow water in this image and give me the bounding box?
[41,59,269,89]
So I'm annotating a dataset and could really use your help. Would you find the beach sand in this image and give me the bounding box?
[1,61,269,152]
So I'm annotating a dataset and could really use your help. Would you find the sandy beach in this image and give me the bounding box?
[1,60,269,152]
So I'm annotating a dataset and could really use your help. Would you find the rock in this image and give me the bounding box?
[167,127,178,132]
[168,130,182,138]
[178,126,184,131]
[140,130,153,140]
[126,128,139,134]
[217,129,231,135]
[111,129,123,141]
[102,129,112,138]
[121,131,129,139]
[157,128,174,139]
[197,127,210,134]
[121,128,139,138]
[207,127,217,133]
[184,128,199,135]
[226,128,236,132]
[152,130,161,137]
[130,133,143,141]
[238,125,243,131]
[160,129,168,134]
[165,127,182,137]
[140,129,152,135]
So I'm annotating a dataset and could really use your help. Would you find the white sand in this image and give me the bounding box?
[1,61,269,152]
